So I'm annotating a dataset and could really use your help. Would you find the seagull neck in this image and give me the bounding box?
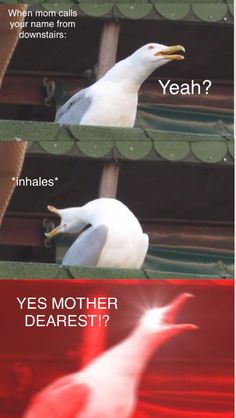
[78,206,93,225]
[108,325,163,387]
[103,57,155,91]
[126,61,156,90]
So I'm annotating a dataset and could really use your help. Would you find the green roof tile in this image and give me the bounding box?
[154,140,189,161]
[78,141,113,158]
[117,4,152,19]
[191,1,228,22]
[116,140,152,159]
[191,141,227,163]
[154,3,190,20]
[39,140,74,154]
[79,4,113,17]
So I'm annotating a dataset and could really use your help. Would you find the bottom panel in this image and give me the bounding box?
[0,279,233,418]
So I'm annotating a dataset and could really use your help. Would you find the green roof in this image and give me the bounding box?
[0,262,231,279]
[0,1,233,23]
[0,246,233,279]
[0,120,233,164]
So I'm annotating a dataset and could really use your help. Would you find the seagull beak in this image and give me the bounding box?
[47,205,59,215]
[155,45,185,60]
[45,226,61,239]
[162,293,194,323]
[45,205,61,239]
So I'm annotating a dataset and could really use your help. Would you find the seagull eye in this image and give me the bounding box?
[148,45,155,49]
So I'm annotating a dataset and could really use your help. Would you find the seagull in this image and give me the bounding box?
[45,198,149,268]
[23,293,197,418]
[55,43,185,127]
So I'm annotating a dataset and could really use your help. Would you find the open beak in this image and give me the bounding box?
[155,45,185,60]
[142,293,198,332]
[45,205,61,239]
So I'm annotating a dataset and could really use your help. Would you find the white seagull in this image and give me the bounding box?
[55,43,185,127]
[23,293,197,418]
[45,198,149,268]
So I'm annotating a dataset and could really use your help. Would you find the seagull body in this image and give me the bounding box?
[45,198,149,268]
[56,43,185,127]
[57,80,138,128]
[24,293,197,418]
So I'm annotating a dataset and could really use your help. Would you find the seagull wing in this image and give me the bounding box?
[55,88,92,124]
[24,379,90,418]
[62,224,108,267]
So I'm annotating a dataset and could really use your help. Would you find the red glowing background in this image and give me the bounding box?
[0,279,233,418]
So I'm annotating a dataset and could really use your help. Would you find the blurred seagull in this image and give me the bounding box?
[24,293,197,418]
[56,43,185,127]
[45,198,149,268]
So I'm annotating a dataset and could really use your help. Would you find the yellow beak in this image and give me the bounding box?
[45,226,60,239]
[155,45,185,60]
[45,205,60,239]
[47,205,59,214]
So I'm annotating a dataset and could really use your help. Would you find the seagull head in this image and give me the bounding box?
[132,42,185,69]
[103,42,185,89]
[141,293,198,336]
[45,205,86,238]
